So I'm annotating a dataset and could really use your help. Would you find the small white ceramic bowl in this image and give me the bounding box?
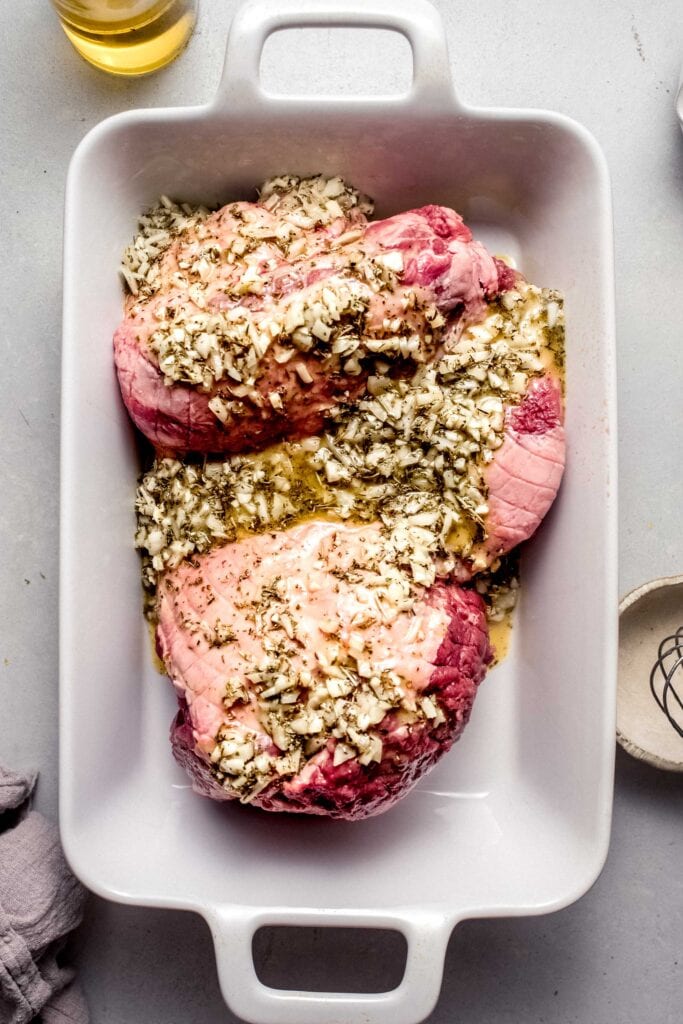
[618,575,683,772]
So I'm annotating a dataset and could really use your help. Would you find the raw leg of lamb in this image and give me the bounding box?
[115,176,509,456]
[156,520,491,820]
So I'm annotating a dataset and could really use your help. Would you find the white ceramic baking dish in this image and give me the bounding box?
[60,3,618,1022]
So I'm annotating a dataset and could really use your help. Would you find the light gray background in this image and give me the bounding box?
[1,0,682,1021]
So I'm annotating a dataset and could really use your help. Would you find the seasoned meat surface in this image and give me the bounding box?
[115,187,506,455]
[157,521,491,820]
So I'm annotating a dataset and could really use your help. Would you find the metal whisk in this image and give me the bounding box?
[650,625,683,738]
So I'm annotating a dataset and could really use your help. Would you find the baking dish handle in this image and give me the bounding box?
[207,905,453,1024]
[212,0,456,112]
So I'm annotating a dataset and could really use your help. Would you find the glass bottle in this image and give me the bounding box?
[50,0,198,76]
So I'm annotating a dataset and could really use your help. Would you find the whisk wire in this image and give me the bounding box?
[649,625,683,739]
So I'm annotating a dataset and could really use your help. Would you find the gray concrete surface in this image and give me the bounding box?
[1,0,682,1021]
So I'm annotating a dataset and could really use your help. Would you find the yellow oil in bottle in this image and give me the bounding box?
[51,0,197,76]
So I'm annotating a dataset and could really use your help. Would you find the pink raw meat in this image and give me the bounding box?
[364,206,504,317]
[115,202,506,456]
[156,521,491,820]
[476,374,565,566]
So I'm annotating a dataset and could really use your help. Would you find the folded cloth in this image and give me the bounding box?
[0,765,88,1024]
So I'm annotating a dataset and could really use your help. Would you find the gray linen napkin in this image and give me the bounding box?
[0,765,88,1024]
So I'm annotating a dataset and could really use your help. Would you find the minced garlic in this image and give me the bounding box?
[120,195,212,299]
[258,174,373,227]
